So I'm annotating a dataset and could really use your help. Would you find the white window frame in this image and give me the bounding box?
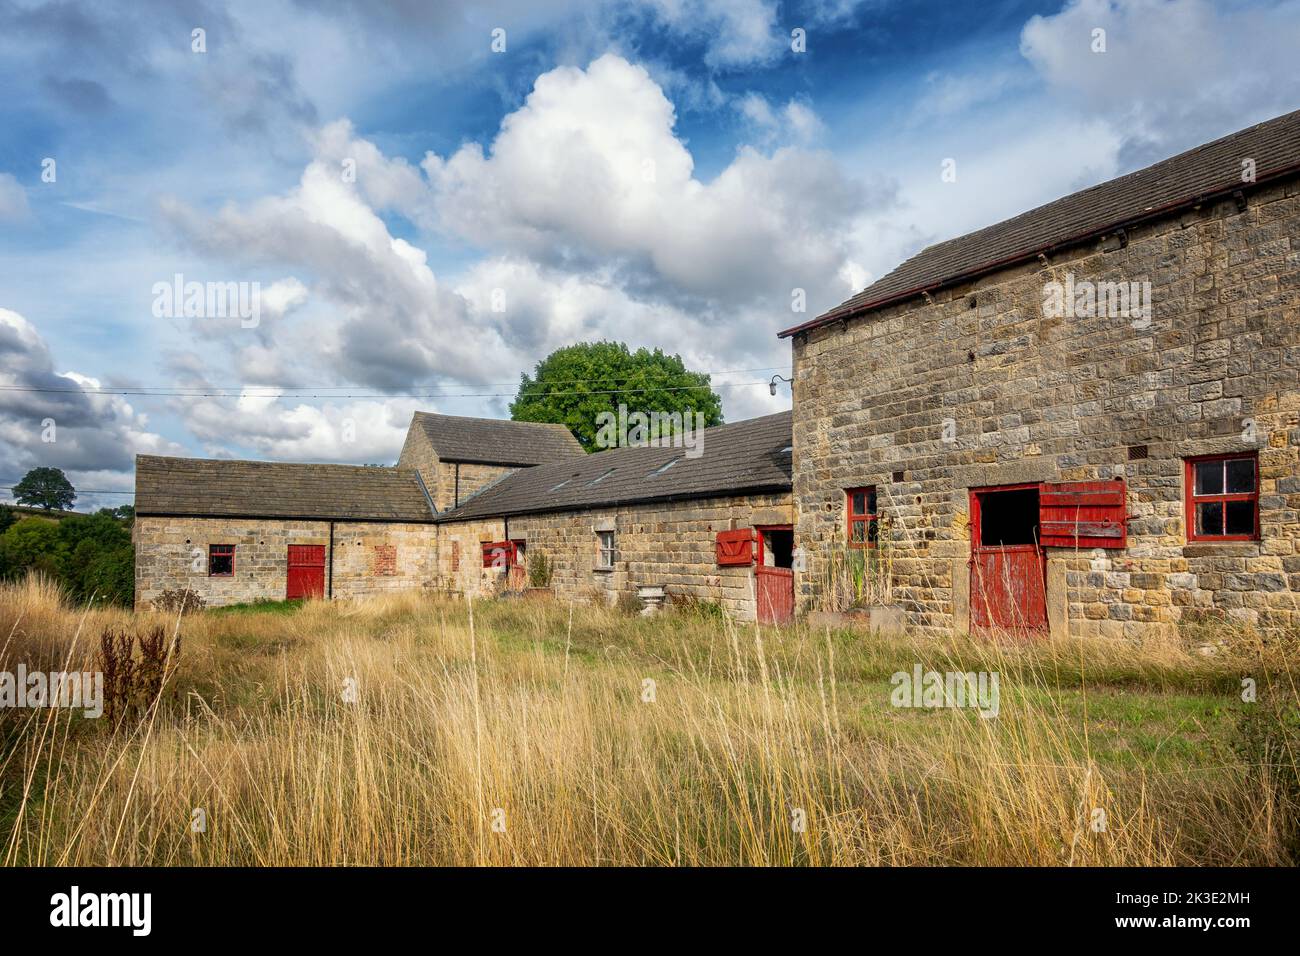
[596,530,616,570]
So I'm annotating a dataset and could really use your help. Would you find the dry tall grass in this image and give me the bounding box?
[0,574,1295,866]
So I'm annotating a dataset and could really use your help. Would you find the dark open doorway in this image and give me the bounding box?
[759,527,795,568]
[975,487,1040,546]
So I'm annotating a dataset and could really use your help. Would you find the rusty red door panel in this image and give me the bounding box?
[287,544,326,600]
[756,566,794,624]
[970,544,1046,632]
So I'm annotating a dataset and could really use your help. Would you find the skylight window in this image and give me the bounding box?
[550,476,574,492]
[780,446,793,454]
[649,458,679,477]
[588,468,616,486]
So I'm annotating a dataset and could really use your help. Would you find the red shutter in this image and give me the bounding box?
[1039,480,1127,549]
[716,529,755,566]
[482,541,515,568]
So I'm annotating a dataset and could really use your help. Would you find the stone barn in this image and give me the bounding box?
[781,109,1300,638]
[133,410,794,617]
[434,412,795,621]
[133,457,440,607]
[133,414,583,608]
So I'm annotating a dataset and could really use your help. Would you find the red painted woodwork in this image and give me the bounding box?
[970,485,1047,633]
[286,544,326,600]
[970,544,1047,632]
[208,543,235,577]
[716,529,755,566]
[756,566,794,624]
[1039,480,1127,549]
[482,541,516,569]
[846,486,878,548]
[1184,453,1259,542]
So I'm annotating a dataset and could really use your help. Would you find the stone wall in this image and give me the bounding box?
[791,178,1300,637]
[395,424,519,512]
[436,461,518,512]
[133,516,438,608]
[436,492,793,619]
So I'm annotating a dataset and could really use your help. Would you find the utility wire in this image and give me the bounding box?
[0,365,793,398]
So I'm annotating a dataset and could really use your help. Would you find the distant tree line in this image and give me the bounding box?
[0,468,134,606]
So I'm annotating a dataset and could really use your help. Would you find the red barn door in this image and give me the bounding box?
[287,545,326,599]
[969,485,1047,634]
[756,567,794,624]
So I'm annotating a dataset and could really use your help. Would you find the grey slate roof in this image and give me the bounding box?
[135,455,436,522]
[412,412,583,466]
[436,411,792,522]
[781,108,1300,337]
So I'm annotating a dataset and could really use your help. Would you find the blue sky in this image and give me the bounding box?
[1,0,1299,510]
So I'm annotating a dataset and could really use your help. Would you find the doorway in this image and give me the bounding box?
[755,525,795,624]
[287,544,326,600]
[969,485,1047,633]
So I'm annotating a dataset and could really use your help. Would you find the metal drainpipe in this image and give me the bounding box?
[454,462,460,508]
[327,520,335,600]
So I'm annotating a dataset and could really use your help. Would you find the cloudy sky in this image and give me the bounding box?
[2,0,1298,510]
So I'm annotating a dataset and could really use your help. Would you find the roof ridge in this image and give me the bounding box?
[134,453,417,474]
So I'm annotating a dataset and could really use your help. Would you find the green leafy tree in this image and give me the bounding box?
[0,504,14,535]
[509,342,724,452]
[96,504,135,525]
[55,513,132,602]
[0,519,67,579]
[0,511,135,606]
[12,467,76,511]
[83,546,134,607]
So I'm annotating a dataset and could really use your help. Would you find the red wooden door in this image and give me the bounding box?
[287,545,326,600]
[969,486,1047,633]
[756,566,794,624]
[970,544,1046,632]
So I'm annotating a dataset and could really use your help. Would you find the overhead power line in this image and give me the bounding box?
[0,365,794,399]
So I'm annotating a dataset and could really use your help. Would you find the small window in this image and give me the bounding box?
[596,530,616,570]
[451,540,460,572]
[589,468,615,486]
[209,544,235,576]
[846,487,878,547]
[1185,453,1259,541]
[551,476,574,492]
[648,457,678,476]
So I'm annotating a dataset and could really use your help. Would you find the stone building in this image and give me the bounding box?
[434,412,794,621]
[133,409,793,618]
[134,414,582,607]
[133,457,440,607]
[780,109,1300,637]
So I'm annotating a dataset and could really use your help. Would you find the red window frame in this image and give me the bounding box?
[208,543,235,577]
[846,487,878,548]
[1184,452,1259,542]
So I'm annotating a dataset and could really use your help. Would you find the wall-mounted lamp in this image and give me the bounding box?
[769,374,793,397]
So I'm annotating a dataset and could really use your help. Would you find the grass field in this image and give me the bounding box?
[1,574,1296,866]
